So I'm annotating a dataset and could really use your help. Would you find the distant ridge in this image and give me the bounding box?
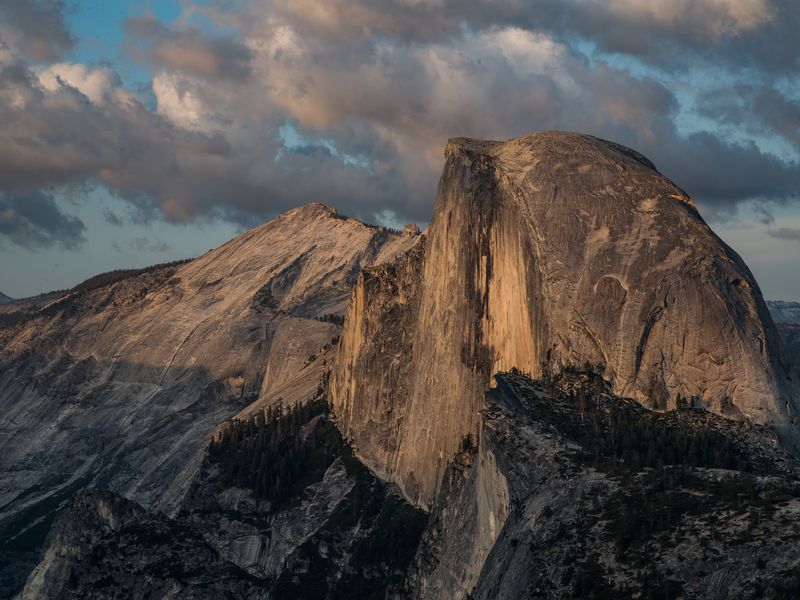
[768,300,800,324]
[0,292,13,305]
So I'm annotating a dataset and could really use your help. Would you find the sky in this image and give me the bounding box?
[0,0,798,300]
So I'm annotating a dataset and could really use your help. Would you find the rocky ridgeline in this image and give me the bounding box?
[408,369,800,599]
[21,393,426,599]
[780,324,800,368]
[769,301,800,368]
[768,300,800,325]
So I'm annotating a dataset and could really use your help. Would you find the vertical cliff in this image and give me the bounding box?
[331,131,799,508]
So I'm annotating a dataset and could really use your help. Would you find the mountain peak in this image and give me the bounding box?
[333,130,798,507]
[447,130,658,172]
[445,131,693,213]
[280,202,339,220]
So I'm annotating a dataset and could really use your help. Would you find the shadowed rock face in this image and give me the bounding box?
[331,131,799,508]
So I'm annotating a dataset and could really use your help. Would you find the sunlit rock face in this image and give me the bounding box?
[331,131,799,508]
[0,203,419,594]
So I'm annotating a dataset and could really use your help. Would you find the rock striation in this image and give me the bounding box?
[0,203,419,595]
[331,131,799,508]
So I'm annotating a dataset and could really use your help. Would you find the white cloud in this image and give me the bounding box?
[473,27,569,80]
[152,72,214,131]
[37,63,120,104]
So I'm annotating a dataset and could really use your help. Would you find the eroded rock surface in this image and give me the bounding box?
[332,131,799,507]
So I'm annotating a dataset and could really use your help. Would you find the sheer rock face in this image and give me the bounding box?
[331,131,799,508]
[779,324,800,369]
[0,203,419,594]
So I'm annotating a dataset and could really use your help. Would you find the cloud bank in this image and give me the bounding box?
[0,0,798,249]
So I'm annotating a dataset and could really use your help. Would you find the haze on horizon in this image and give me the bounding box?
[0,0,798,299]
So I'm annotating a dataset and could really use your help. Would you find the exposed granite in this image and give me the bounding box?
[332,131,800,508]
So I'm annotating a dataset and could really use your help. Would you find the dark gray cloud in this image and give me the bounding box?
[0,0,74,61]
[0,190,85,249]
[642,129,800,211]
[752,203,777,225]
[103,208,124,227]
[129,237,171,253]
[767,227,800,241]
[125,15,253,81]
[263,0,799,74]
[698,85,800,149]
[0,0,798,248]
[0,54,411,231]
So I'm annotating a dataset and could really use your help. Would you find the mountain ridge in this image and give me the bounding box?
[768,299,800,324]
[0,203,420,596]
[5,130,800,598]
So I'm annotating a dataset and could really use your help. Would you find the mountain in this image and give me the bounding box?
[768,301,800,369]
[332,131,799,508]
[780,325,800,367]
[0,292,13,305]
[21,369,800,599]
[9,131,800,599]
[0,203,420,595]
[768,300,800,324]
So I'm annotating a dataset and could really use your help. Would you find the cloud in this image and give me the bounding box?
[103,209,124,227]
[125,15,252,81]
[37,63,121,104]
[752,203,776,225]
[0,53,408,226]
[0,0,798,238]
[0,0,74,61]
[698,85,800,150]
[592,0,773,38]
[256,0,798,75]
[767,227,800,241]
[643,130,800,211]
[0,190,85,249]
[129,237,171,253]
